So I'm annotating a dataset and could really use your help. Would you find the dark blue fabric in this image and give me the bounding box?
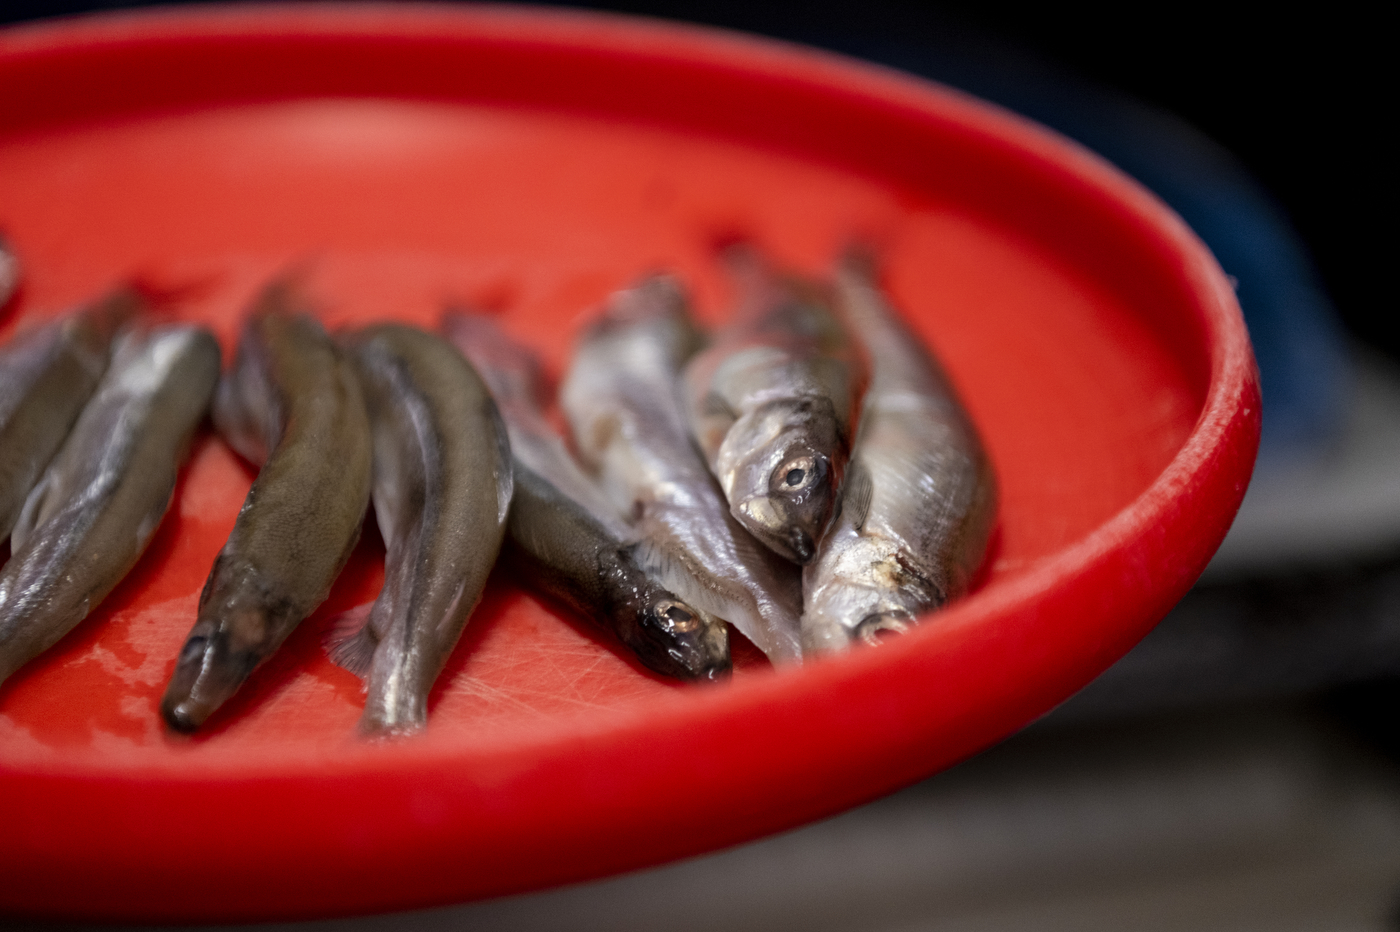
[809,34,1354,464]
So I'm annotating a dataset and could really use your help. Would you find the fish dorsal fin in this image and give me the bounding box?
[842,461,874,531]
[324,603,377,681]
[693,391,738,460]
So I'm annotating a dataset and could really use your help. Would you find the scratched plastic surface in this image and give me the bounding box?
[0,7,1258,922]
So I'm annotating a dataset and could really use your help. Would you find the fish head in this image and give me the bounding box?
[801,533,942,655]
[159,608,269,733]
[804,608,920,655]
[626,595,732,682]
[802,591,924,655]
[721,398,844,564]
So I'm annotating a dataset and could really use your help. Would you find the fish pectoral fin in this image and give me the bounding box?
[9,473,54,553]
[700,390,738,423]
[841,461,874,531]
[324,602,378,680]
[212,363,273,467]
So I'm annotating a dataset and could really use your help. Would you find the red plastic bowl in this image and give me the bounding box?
[0,4,1258,922]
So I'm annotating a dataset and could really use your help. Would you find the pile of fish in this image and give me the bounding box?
[0,242,996,737]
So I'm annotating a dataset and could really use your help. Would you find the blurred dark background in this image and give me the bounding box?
[3,3,1396,930]
[2,2,1387,356]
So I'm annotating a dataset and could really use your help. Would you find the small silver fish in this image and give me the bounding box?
[445,312,731,680]
[802,252,997,654]
[161,283,373,732]
[0,289,139,539]
[0,323,220,686]
[446,313,629,536]
[561,276,804,664]
[326,323,513,736]
[683,246,866,563]
[0,234,19,307]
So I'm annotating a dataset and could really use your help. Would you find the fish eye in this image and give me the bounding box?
[774,456,821,493]
[653,599,702,634]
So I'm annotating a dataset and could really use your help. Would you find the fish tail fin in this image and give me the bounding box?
[124,273,222,316]
[599,275,690,330]
[441,311,552,411]
[324,603,378,681]
[838,241,885,281]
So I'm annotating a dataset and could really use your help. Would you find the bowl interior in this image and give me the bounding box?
[0,92,1198,763]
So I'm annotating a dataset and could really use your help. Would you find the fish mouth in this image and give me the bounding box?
[159,629,258,733]
[162,695,214,734]
[675,644,733,682]
[855,612,912,646]
[786,529,816,564]
[735,496,821,564]
[160,666,228,733]
[698,662,732,683]
[359,715,427,739]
